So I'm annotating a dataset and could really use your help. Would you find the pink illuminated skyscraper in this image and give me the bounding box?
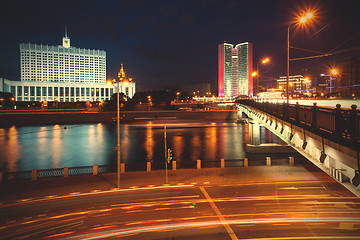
[218,42,253,98]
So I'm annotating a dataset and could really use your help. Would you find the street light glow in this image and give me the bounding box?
[298,10,315,24]
[305,12,314,19]
[252,71,257,77]
[262,58,270,64]
[330,68,339,76]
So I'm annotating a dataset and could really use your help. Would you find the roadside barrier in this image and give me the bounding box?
[0,156,298,183]
[289,157,294,166]
[221,159,225,168]
[266,157,271,166]
[244,158,248,167]
[197,159,201,169]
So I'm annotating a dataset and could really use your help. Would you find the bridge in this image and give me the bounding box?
[236,99,360,188]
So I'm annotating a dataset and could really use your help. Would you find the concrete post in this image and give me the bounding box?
[244,158,248,167]
[289,157,294,166]
[197,159,201,169]
[93,165,98,175]
[266,157,271,166]
[334,104,343,136]
[147,162,151,172]
[64,167,69,177]
[32,169,37,180]
[295,102,300,124]
[172,161,177,170]
[312,103,318,129]
[121,163,125,173]
[338,171,342,183]
[221,159,225,168]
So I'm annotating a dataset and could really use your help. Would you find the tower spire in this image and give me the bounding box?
[62,26,70,48]
[118,63,126,80]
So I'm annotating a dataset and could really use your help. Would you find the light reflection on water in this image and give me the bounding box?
[0,121,280,172]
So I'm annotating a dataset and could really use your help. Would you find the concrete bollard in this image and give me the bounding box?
[0,172,2,184]
[197,159,201,169]
[147,161,151,172]
[32,169,38,180]
[121,163,125,173]
[338,171,342,183]
[244,158,248,167]
[221,159,225,168]
[266,157,271,166]
[172,161,177,170]
[64,167,69,177]
[335,169,339,180]
[289,157,294,166]
[93,165,98,175]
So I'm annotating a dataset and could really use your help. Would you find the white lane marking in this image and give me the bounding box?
[199,186,238,240]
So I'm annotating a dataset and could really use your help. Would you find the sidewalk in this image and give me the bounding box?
[2,163,354,203]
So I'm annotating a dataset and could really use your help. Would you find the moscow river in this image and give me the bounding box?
[0,120,280,172]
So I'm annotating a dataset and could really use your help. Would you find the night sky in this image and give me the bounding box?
[1,0,359,92]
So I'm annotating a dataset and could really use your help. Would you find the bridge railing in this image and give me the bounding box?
[237,99,360,148]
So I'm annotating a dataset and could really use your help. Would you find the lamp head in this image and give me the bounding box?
[330,68,339,76]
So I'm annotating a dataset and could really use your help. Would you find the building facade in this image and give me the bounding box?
[1,32,136,102]
[338,57,360,96]
[277,75,310,93]
[218,42,253,98]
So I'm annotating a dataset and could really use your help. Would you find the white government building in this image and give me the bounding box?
[0,32,135,102]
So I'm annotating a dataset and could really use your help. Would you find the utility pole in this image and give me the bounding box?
[164,124,168,183]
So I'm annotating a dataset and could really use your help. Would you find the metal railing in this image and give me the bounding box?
[0,157,302,183]
[237,99,360,149]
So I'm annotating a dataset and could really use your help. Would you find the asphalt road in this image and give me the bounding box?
[1,176,359,239]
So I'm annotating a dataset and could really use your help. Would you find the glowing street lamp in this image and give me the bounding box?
[286,10,315,104]
[330,68,339,76]
[329,67,340,94]
[147,95,152,111]
[107,78,128,189]
[255,57,270,97]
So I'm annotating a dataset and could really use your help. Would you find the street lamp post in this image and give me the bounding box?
[107,79,128,189]
[147,96,151,111]
[330,68,339,95]
[286,11,314,104]
[256,58,270,98]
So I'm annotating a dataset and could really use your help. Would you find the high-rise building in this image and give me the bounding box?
[0,31,136,102]
[218,42,253,98]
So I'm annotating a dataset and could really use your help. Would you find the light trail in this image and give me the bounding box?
[60,217,360,239]
[0,184,195,208]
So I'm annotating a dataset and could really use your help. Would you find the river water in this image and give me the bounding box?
[0,120,280,172]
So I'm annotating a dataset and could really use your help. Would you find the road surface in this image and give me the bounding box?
[1,169,359,239]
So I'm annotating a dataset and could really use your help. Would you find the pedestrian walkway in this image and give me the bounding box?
[2,161,358,204]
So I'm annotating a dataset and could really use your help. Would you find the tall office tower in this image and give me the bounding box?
[218,42,253,98]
